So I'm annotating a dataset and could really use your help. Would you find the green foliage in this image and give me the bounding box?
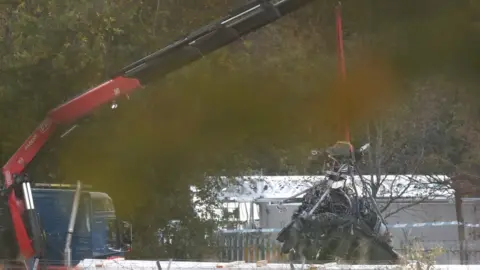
[404,240,445,267]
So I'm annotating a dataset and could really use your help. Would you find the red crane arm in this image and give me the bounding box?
[0,0,318,260]
[3,77,140,174]
[2,76,140,258]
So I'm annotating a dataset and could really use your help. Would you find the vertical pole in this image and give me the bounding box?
[31,257,39,270]
[21,177,44,260]
[250,202,254,228]
[3,170,35,258]
[65,181,82,269]
[335,1,350,142]
[455,189,466,264]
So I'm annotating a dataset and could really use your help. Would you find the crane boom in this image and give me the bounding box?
[1,0,317,260]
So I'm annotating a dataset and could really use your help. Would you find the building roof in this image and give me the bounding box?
[215,175,453,202]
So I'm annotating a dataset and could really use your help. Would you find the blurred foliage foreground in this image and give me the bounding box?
[1,0,480,259]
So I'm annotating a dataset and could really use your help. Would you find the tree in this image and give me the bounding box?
[370,75,480,264]
[0,0,239,259]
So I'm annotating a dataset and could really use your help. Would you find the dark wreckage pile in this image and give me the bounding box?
[276,142,404,265]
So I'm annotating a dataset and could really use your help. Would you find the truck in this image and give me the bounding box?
[0,0,319,268]
[0,181,132,268]
[31,183,132,263]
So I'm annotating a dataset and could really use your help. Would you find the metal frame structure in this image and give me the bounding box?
[275,142,403,268]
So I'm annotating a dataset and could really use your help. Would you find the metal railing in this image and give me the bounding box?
[0,259,478,269]
[217,231,285,263]
[216,231,480,264]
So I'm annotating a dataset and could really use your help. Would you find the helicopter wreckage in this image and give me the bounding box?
[275,141,404,266]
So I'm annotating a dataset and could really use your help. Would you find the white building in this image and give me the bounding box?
[208,175,480,264]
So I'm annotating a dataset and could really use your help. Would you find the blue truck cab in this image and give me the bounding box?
[31,184,132,265]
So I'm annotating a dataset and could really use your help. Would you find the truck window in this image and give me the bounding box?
[92,197,115,212]
[33,193,91,235]
[75,196,91,233]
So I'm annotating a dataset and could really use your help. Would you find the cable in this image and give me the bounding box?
[335,1,350,142]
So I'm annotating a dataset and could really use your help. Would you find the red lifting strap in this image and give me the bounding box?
[335,2,350,142]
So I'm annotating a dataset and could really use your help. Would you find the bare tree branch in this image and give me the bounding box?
[378,146,426,213]
[365,113,456,217]
[384,196,431,218]
[379,175,435,213]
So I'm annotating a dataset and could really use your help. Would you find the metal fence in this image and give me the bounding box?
[2,259,478,269]
[216,231,480,264]
[217,231,285,263]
